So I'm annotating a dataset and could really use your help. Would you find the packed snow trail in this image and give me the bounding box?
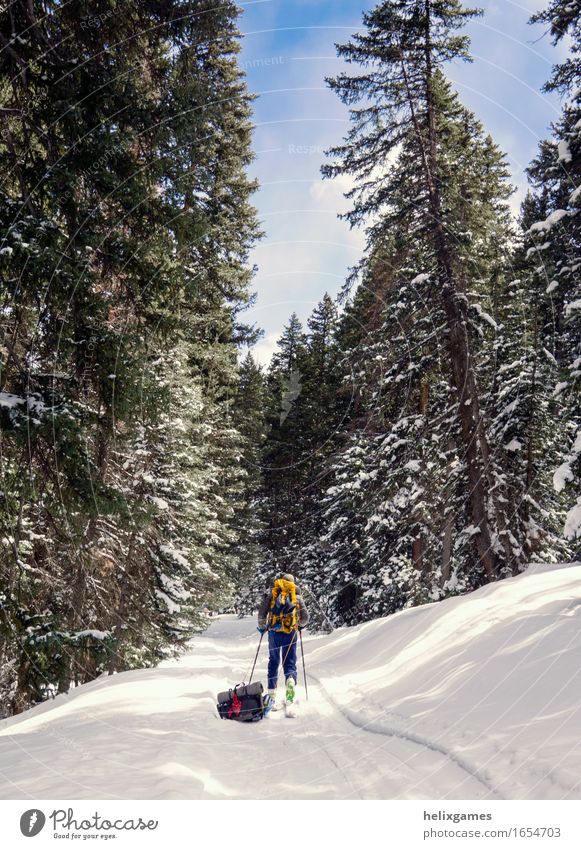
[0,621,490,800]
[0,563,580,800]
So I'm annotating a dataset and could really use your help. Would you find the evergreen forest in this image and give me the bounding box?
[0,0,579,716]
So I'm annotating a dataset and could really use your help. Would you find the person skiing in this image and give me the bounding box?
[257,572,309,715]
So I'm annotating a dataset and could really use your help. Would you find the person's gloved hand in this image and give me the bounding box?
[298,625,304,632]
[257,626,266,635]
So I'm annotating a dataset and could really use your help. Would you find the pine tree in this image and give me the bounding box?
[232,352,268,608]
[269,313,306,376]
[303,295,341,449]
[525,1,581,546]
[323,0,520,580]
[0,0,259,714]
[487,194,571,568]
[261,301,345,595]
[260,314,307,561]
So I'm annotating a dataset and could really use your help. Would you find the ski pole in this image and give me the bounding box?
[299,629,308,701]
[248,630,264,685]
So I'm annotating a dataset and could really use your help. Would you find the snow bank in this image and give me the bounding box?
[311,562,581,800]
[0,564,579,800]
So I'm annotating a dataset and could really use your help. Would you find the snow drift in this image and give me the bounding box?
[0,562,579,800]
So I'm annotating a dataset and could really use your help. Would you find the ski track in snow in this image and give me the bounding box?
[0,563,580,800]
[308,671,502,800]
[230,649,491,800]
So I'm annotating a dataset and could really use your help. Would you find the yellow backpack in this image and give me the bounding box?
[269,577,299,634]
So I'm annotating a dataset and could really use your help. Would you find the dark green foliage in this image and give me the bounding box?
[0,0,259,714]
[525,0,581,545]
[230,352,269,608]
[258,0,577,629]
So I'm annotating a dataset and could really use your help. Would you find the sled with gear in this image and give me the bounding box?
[216,681,274,722]
[216,629,273,722]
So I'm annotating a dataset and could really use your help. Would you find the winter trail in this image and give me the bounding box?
[0,618,490,800]
[0,563,580,800]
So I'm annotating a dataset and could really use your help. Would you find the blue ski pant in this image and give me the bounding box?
[267,629,298,690]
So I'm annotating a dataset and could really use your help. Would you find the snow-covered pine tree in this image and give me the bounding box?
[487,193,572,569]
[324,0,520,580]
[231,352,269,610]
[262,314,308,561]
[0,0,259,714]
[525,0,581,547]
[283,296,343,612]
[260,301,346,603]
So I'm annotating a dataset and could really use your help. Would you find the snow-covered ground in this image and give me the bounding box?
[0,563,580,800]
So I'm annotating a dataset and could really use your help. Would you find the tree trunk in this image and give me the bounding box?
[11,654,33,715]
[438,284,497,581]
[412,381,430,575]
[108,532,137,675]
[418,4,498,581]
[441,439,455,585]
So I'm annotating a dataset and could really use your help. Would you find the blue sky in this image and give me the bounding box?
[237,0,565,364]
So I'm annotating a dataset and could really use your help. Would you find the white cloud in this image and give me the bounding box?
[309,171,356,205]
[251,332,280,367]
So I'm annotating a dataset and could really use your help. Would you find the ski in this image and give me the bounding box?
[284,700,298,718]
